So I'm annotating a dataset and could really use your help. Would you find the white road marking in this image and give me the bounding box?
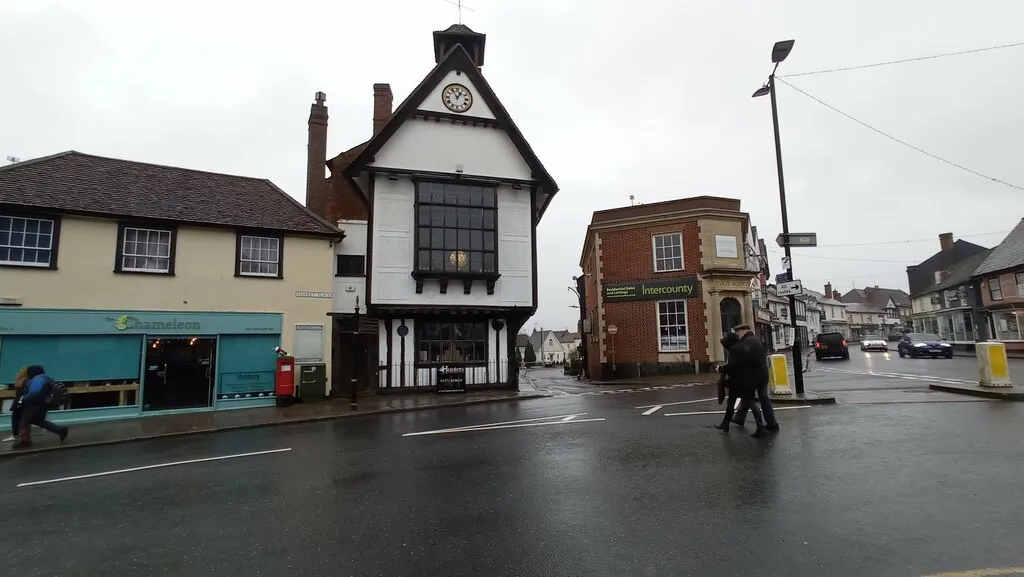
[663,405,813,417]
[402,413,590,437]
[636,397,718,409]
[16,448,293,488]
[817,367,975,384]
[561,415,577,422]
[403,418,606,437]
[641,405,663,416]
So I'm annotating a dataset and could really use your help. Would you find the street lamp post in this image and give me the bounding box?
[753,39,806,395]
[351,296,360,410]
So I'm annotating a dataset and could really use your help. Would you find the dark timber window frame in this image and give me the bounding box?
[412,178,501,295]
[415,320,489,367]
[0,211,62,270]
[336,254,366,277]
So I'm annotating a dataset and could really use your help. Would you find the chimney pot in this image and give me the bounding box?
[939,232,954,252]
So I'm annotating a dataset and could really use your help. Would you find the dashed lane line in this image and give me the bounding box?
[402,413,605,437]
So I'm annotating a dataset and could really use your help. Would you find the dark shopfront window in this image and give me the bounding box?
[417,321,488,365]
[416,182,497,274]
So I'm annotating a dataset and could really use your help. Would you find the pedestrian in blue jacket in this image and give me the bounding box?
[12,365,68,449]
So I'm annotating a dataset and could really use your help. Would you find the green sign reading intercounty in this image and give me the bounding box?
[601,278,701,302]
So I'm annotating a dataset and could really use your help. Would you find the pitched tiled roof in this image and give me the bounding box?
[841,287,910,308]
[556,330,579,343]
[0,151,341,236]
[846,302,885,314]
[974,219,1024,276]
[802,288,846,307]
[914,249,992,295]
[907,239,989,295]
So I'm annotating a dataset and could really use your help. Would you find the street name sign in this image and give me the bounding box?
[777,280,804,297]
[775,233,818,248]
[775,272,791,283]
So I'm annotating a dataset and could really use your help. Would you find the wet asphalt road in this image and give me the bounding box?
[3,358,1024,577]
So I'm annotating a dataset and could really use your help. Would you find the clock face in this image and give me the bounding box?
[442,83,473,113]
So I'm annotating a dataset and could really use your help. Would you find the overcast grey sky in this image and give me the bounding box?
[3,0,1023,332]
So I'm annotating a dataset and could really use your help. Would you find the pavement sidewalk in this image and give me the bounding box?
[0,390,549,459]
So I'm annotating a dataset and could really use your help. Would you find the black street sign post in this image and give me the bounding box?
[776,232,818,248]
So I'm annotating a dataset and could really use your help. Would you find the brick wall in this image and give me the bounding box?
[979,270,1024,307]
[583,220,709,378]
[324,144,370,223]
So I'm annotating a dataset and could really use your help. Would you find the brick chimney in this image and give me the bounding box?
[833,290,842,300]
[939,232,954,252]
[373,84,393,136]
[305,91,329,218]
[825,282,832,298]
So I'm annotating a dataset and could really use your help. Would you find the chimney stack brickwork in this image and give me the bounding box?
[305,92,329,218]
[373,83,394,136]
[939,232,954,252]
[825,283,832,298]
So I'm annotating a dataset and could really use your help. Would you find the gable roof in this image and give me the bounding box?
[555,330,579,344]
[0,151,341,236]
[841,287,910,309]
[913,249,992,296]
[343,42,558,220]
[846,302,885,314]
[974,219,1024,277]
[907,239,989,295]
[802,288,846,307]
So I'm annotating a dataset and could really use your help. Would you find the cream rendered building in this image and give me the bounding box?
[0,152,341,423]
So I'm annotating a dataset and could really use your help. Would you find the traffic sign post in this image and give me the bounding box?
[776,280,803,297]
[776,232,818,248]
[607,324,618,372]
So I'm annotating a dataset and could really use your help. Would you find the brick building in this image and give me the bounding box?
[578,197,759,380]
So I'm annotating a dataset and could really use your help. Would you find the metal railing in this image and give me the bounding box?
[376,360,516,392]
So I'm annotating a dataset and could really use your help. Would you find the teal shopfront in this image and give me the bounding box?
[0,308,283,423]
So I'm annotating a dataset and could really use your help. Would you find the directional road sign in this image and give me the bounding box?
[776,232,818,248]
[776,280,804,297]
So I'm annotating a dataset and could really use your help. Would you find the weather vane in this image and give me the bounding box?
[443,0,475,24]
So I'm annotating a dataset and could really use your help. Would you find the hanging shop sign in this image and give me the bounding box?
[601,277,701,303]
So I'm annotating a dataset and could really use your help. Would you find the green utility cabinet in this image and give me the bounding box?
[297,363,327,401]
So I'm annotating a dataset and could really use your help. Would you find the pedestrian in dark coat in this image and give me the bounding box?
[716,325,767,437]
[12,365,68,449]
[716,333,741,404]
[730,326,780,432]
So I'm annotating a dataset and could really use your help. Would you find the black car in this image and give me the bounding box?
[897,333,953,359]
[815,332,849,360]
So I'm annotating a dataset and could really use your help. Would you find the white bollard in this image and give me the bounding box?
[768,354,793,395]
[977,342,1013,387]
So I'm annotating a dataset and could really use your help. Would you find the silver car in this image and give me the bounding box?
[860,335,888,352]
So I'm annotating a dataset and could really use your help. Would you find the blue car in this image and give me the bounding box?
[897,333,953,359]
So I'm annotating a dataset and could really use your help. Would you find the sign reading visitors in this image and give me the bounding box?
[437,365,467,394]
[601,278,700,302]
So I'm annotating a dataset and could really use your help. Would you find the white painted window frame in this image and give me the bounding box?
[656,299,689,352]
[121,226,172,273]
[651,232,683,273]
[0,215,55,267]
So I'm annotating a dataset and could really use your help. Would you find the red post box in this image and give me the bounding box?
[275,355,296,406]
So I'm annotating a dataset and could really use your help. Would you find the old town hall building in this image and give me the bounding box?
[305,24,558,392]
